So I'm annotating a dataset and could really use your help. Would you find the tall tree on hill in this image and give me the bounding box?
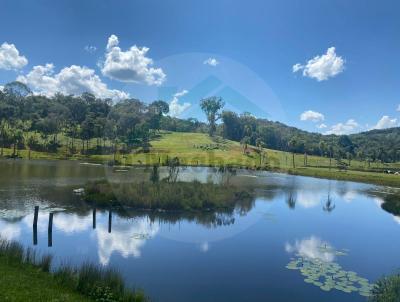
[200,96,225,136]
[288,137,297,169]
[149,100,169,132]
[338,135,354,154]
[221,111,243,141]
[0,92,15,156]
[346,152,352,166]
[319,141,326,157]
[3,81,31,99]
[328,144,334,170]
[301,140,308,166]
[256,138,265,166]
[241,136,250,154]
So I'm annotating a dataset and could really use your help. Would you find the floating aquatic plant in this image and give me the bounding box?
[131,233,151,240]
[286,245,375,297]
[317,243,348,256]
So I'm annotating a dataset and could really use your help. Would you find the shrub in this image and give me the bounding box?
[84,180,254,211]
[369,272,400,302]
[0,238,52,271]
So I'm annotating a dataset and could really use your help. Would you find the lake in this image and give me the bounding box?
[0,159,399,302]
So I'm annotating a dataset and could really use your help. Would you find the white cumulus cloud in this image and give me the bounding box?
[0,42,28,70]
[325,119,359,135]
[317,123,327,129]
[101,34,166,86]
[372,115,398,130]
[106,34,119,51]
[203,57,219,66]
[168,89,191,117]
[300,110,325,122]
[17,63,129,101]
[293,47,345,81]
[292,63,303,73]
[397,104,400,112]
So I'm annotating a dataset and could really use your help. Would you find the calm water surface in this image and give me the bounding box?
[0,159,399,302]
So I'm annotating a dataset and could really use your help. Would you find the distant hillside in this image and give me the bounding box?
[1,82,398,164]
[160,112,400,163]
[211,111,400,163]
[350,127,400,162]
[161,111,400,162]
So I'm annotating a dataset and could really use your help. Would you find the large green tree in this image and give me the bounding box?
[200,96,225,136]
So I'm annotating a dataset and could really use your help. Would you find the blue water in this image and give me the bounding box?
[0,160,399,302]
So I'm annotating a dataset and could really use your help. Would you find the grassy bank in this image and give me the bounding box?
[0,238,147,302]
[84,179,254,211]
[2,131,400,187]
[286,166,400,187]
[370,272,400,302]
[0,258,90,302]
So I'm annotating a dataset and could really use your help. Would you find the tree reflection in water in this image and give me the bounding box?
[323,194,335,213]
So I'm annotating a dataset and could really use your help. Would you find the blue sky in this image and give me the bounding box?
[0,0,399,134]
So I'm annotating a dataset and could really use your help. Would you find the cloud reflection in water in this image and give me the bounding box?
[96,217,159,265]
[285,236,335,262]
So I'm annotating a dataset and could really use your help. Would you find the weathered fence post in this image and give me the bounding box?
[108,210,112,233]
[48,212,53,247]
[33,206,39,245]
[92,208,96,229]
[33,206,39,227]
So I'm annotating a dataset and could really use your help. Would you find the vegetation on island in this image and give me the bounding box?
[0,238,147,302]
[84,162,254,210]
[85,179,253,210]
[1,81,400,187]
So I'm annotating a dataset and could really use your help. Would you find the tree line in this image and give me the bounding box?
[218,110,400,164]
[1,81,399,164]
[0,82,173,158]
[199,96,400,164]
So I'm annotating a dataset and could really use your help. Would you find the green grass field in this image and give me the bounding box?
[0,258,89,302]
[2,131,400,187]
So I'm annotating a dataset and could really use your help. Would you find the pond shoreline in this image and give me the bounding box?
[0,238,147,302]
[1,155,399,188]
[1,159,399,302]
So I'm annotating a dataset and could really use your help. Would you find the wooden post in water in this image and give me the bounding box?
[48,212,53,247]
[92,208,96,229]
[108,210,112,233]
[33,225,38,245]
[33,206,39,245]
[33,206,39,227]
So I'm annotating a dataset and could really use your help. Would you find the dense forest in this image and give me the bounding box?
[1,81,400,163]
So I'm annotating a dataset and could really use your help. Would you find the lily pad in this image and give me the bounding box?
[285,246,373,298]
